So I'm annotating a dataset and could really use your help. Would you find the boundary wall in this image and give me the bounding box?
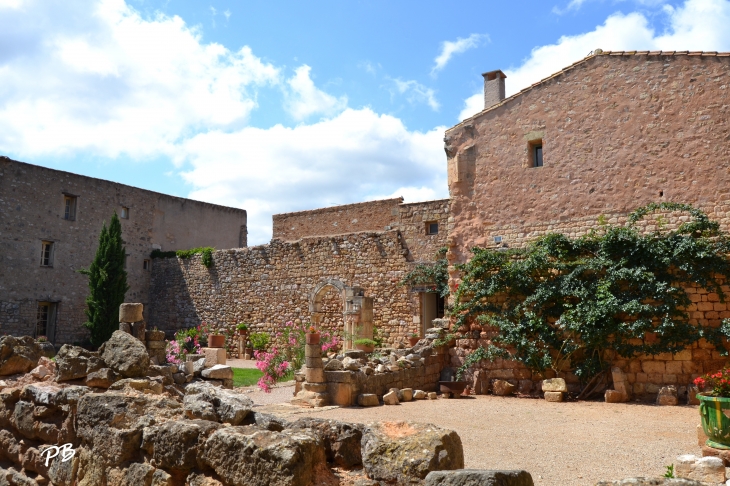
[147,231,422,346]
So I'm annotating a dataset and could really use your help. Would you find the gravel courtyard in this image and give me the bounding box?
[246,387,700,486]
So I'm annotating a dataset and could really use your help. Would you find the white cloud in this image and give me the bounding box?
[0,0,280,159]
[432,33,488,75]
[459,0,730,121]
[389,78,440,111]
[178,109,448,244]
[284,65,347,121]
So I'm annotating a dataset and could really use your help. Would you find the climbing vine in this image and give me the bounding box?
[451,203,730,383]
[400,247,450,298]
[151,247,215,268]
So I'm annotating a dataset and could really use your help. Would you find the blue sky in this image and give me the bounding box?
[1,0,729,244]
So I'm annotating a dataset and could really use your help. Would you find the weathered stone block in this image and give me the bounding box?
[675,454,726,484]
[201,365,233,380]
[656,386,678,406]
[306,367,325,383]
[544,391,563,402]
[305,357,323,368]
[305,344,321,358]
[541,378,567,393]
[327,382,355,407]
[119,303,143,323]
[358,394,380,407]
[201,348,226,368]
[425,469,534,486]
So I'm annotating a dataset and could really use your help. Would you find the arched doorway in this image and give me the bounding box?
[309,279,373,350]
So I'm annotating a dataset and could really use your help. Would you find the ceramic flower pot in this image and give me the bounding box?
[699,394,730,449]
[208,334,225,348]
[306,332,320,345]
[409,337,420,346]
[356,343,375,353]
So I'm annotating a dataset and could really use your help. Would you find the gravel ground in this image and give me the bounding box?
[250,388,701,486]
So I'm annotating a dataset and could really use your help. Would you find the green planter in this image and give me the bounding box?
[699,393,730,449]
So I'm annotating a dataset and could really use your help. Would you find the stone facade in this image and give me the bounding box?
[444,51,730,399]
[147,231,426,346]
[0,157,247,344]
[273,197,450,263]
[445,51,730,262]
[273,198,404,242]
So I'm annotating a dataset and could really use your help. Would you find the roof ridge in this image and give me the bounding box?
[449,50,730,132]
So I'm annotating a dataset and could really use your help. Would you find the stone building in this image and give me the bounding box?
[148,197,450,345]
[0,156,247,344]
[443,50,730,397]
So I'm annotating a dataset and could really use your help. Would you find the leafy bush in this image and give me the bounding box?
[451,203,730,386]
[401,247,449,298]
[249,332,270,351]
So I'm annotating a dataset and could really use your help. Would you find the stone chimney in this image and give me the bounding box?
[482,70,506,109]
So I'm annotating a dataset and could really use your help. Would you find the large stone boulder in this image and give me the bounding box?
[425,469,534,485]
[76,391,184,467]
[201,426,335,486]
[142,419,222,471]
[0,335,41,375]
[361,421,464,484]
[99,330,150,378]
[287,417,364,468]
[184,382,253,425]
[55,345,105,381]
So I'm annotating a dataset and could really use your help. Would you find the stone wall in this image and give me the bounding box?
[445,51,730,266]
[272,198,403,242]
[0,157,247,344]
[444,51,730,399]
[147,231,424,345]
[398,199,450,263]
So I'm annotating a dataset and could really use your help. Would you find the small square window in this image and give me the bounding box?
[40,241,54,267]
[493,236,503,244]
[426,222,439,235]
[143,259,151,270]
[120,207,129,219]
[63,195,77,221]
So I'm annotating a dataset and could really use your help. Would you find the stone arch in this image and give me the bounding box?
[309,279,373,350]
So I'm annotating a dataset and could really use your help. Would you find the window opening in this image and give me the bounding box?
[533,144,543,167]
[143,259,151,270]
[63,196,77,221]
[120,207,129,219]
[40,241,54,267]
[36,302,57,341]
[426,222,439,235]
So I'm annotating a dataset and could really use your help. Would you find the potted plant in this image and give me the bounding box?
[695,368,730,448]
[354,338,376,353]
[408,332,420,347]
[236,323,249,336]
[306,325,320,345]
[208,328,225,348]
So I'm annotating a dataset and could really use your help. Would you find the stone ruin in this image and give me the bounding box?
[0,324,542,486]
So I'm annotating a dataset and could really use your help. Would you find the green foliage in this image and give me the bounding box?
[249,332,270,350]
[663,464,674,478]
[372,327,384,348]
[452,203,730,384]
[401,247,449,298]
[354,338,377,347]
[79,213,130,346]
[236,323,249,331]
[150,247,215,268]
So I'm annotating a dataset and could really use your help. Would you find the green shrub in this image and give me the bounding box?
[354,338,376,347]
[451,202,730,388]
[249,332,269,350]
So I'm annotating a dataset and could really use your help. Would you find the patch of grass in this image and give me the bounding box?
[232,368,263,388]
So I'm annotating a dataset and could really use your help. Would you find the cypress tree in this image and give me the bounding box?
[80,212,129,346]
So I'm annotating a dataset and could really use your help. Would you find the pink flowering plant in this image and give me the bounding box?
[255,320,340,392]
[165,326,202,365]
